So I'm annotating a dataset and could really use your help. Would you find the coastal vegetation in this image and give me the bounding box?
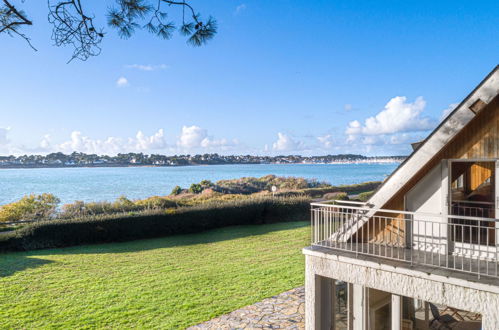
[0,175,380,223]
[0,152,405,168]
[0,222,308,329]
[0,197,309,252]
[0,176,379,251]
[0,193,60,223]
[357,190,376,202]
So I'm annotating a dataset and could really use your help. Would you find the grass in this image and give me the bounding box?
[0,221,309,329]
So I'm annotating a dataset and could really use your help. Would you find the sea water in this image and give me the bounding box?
[0,163,399,205]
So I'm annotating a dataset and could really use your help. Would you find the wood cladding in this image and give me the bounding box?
[355,95,499,244]
[384,94,499,211]
[468,162,494,191]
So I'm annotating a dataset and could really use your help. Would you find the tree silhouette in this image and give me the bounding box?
[1,0,217,62]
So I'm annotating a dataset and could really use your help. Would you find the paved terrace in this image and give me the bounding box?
[188,287,304,330]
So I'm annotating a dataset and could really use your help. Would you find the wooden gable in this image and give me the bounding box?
[384,93,499,211]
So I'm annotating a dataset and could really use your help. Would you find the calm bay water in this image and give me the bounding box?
[0,163,399,205]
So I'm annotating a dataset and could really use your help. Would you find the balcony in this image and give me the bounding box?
[310,200,499,280]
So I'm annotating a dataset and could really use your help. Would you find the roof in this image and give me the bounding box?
[367,65,499,210]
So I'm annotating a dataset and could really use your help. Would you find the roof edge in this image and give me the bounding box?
[367,65,499,210]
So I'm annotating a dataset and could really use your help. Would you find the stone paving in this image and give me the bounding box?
[187,287,305,330]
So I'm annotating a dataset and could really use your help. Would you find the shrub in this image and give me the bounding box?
[200,180,214,187]
[189,183,203,194]
[323,192,348,201]
[59,195,181,219]
[60,197,143,218]
[135,196,177,209]
[212,175,329,195]
[60,200,86,218]
[301,181,381,198]
[0,197,311,252]
[170,186,182,196]
[0,194,60,222]
[357,191,375,202]
[335,181,380,194]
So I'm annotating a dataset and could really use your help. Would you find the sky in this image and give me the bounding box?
[1,0,498,156]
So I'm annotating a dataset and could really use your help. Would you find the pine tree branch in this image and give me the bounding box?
[0,0,32,33]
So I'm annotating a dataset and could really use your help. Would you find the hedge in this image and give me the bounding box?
[0,197,311,252]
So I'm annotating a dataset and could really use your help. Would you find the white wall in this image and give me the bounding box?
[405,162,444,216]
[405,162,448,254]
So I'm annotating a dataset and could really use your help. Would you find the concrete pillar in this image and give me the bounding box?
[347,283,354,330]
[352,284,365,330]
[305,261,317,330]
[305,261,334,330]
[482,311,499,330]
[391,294,401,330]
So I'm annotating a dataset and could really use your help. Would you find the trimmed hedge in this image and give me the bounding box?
[0,197,310,252]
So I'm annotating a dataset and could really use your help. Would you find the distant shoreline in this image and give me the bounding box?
[0,161,402,170]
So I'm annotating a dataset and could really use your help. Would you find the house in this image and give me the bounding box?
[304,66,499,330]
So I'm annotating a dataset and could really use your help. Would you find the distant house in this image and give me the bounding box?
[304,66,499,329]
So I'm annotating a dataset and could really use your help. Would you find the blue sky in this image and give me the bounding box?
[1,0,498,156]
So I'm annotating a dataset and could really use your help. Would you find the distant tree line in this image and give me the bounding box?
[0,152,406,168]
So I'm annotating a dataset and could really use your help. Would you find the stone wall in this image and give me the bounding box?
[304,247,499,330]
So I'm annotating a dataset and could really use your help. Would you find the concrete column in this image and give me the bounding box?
[305,260,334,330]
[352,284,365,330]
[347,283,354,330]
[305,260,317,330]
[482,310,499,330]
[391,294,401,330]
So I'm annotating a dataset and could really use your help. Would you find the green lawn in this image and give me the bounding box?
[0,221,309,329]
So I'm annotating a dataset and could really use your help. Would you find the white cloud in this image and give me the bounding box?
[116,77,129,87]
[134,129,167,151]
[57,129,168,155]
[0,127,10,145]
[389,133,427,145]
[362,136,381,145]
[346,131,424,148]
[1,126,244,156]
[234,4,247,14]
[59,131,123,154]
[39,134,51,150]
[177,126,207,149]
[344,104,353,111]
[346,96,434,136]
[177,125,237,151]
[317,134,333,148]
[346,120,361,135]
[440,103,459,121]
[126,64,169,71]
[272,132,304,152]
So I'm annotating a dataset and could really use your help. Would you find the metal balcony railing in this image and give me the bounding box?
[311,200,499,279]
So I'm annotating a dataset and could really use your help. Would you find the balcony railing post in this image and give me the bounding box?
[309,201,499,279]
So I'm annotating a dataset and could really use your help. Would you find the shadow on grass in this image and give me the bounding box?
[23,221,310,257]
[0,255,53,278]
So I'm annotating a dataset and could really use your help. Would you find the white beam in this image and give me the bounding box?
[391,294,401,330]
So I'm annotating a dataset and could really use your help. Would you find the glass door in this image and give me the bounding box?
[448,160,495,247]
